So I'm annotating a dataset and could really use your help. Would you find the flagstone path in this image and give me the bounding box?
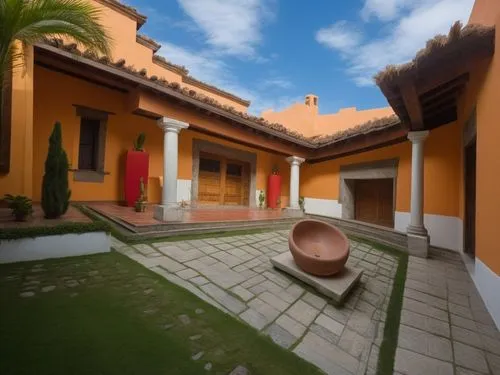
[114,231,397,375]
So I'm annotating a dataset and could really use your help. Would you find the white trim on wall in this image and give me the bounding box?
[467,258,500,329]
[394,211,463,251]
[0,232,110,264]
[177,179,192,202]
[304,197,342,219]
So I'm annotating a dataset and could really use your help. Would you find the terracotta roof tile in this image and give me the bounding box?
[42,38,404,148]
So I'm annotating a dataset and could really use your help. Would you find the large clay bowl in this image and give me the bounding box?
[289,219,350,277]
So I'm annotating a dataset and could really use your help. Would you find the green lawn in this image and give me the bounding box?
[0,252,322,375]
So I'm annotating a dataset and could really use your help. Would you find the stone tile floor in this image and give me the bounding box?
[114,230,398,375]
[394,248,500,375]
[114,232,500,375]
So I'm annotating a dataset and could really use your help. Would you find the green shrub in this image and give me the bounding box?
[258,190,265,208]
[133,132,146,151]
[3,194,33,221]
[41,121,71,219]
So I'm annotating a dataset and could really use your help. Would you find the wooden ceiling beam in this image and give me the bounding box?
[420,74,468,105]
[401,83,424,130]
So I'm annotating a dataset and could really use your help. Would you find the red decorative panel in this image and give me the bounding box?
[124,151,149,207]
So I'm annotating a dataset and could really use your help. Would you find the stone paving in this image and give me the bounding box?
[394,248,500,375]
[113,230,398,375]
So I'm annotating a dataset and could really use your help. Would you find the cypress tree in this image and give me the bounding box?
[41,121,71,219]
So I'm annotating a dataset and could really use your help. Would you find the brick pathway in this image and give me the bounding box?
[113,230,397,375]
[395,248,500,375]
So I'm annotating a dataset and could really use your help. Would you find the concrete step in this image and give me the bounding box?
[307,214,407,252]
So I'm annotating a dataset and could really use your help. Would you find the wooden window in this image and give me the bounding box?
[199,158,221,173]
[78,118,100,171]
[227,163,242,176]
[73,105,110,183]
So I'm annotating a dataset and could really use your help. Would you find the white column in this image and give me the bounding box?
[286,156,305,209]
[407,130,430,257]
[157,117,189,207]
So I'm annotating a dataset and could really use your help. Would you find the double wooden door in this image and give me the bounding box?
[198,153,250,206]
[355,178,394,228]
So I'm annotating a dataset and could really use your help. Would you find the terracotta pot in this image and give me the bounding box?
[289,219,350,276]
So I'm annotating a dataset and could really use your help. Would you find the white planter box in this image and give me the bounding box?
[0,232,110,264]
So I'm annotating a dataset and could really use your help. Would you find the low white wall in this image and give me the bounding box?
[304,198,342,219]
[394,211,463,251]
[177,179,192,202]
[0,232,110,264]
[467,258,500,329]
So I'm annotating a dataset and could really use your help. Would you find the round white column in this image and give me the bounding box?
[407,131,429,236]
[157,117,189,208]
[286,156,305,209]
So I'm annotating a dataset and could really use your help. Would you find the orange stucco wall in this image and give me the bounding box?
[85,0,248,112]
[32,66,290,205]
[262,99,393,137]
[473,13,500,275]
[301,120,461,217]
[469,0,500,25]
[0,44,34,199]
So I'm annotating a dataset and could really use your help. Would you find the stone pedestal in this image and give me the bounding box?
[283,208,305,218]
[153,205,185,222]
[407,233,430,258]
[271,252,362,304]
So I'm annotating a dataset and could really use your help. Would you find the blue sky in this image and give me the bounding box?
[125,0,475,115]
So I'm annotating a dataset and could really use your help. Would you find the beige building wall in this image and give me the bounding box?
[261,94,393,137]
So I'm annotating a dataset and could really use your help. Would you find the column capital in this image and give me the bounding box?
[286,156,305,166]
[407,130,429,144]
[157,117,189,133]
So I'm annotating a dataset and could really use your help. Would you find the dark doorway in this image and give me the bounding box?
[464,138,476,257]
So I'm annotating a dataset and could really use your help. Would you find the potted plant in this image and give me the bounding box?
[258,190,265,208]
[267,165,281,209]
[299,196,305,211]
[134,177,147,212]
[4,194,34,222]
[125,133,150,207]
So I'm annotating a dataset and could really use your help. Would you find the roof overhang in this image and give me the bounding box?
[376,23,495,131]
[33,42,408,162]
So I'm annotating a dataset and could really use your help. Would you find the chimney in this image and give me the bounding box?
[305,94,318,108]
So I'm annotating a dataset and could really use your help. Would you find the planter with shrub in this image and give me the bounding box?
[4,194,33,222]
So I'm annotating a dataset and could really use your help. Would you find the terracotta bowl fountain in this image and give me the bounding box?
[289,219,350,277]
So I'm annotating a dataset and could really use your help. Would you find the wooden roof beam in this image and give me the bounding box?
[401,83,424,131]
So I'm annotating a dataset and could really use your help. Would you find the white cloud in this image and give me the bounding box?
[157,42,296,115]
[361,0,414,22]
[315,21,363,52]
[317,0,475,86]
[176,0,275,57]
[260,77,294,89]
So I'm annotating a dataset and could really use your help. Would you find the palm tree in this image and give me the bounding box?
[0,0,111,134]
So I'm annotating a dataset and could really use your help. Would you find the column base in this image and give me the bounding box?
[407,224,428,237]
[153,205,185,222]
[407,233,430,258]
[283,207,305,218]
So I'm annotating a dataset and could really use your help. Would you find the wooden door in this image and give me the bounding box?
[198,155,222,204]
[223,161,250,205]
[355,179,394,227]
[464,139,476,257]
[198,154,250,206]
